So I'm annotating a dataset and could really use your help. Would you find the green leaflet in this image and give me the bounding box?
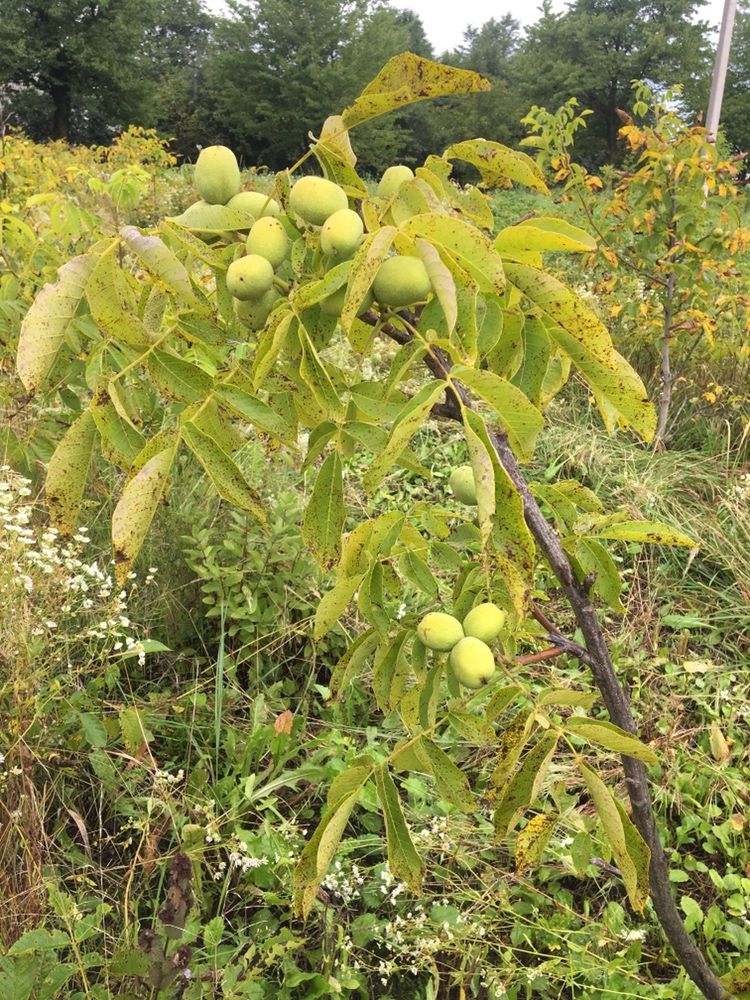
[363,380,446,492]
[448,709,495,745]
[165,204,255,235]
[462,410,535,617]
[573,537,625,613]
[329,629,379,697]
[293,756,375,917]
[293,260,350,311]
[313,513,402,636]
[578,761,651,913]
[372,631,410,713]
[45,410,97,533]
[445,139,548,193]
[565,717,659,765]
[398,548,438,599]
[160,218,225,267]
[414,737,475,812]
[17,252,99,393]
[485,684,523,721]
[298,323,346,421]
[341,53,489,128]
[303,452,345,570]
[536,688,598,709]
[216,384,295,445]
[112,443,177,580]
[314,573,364,642]
[375,765,424,891]
[119,706,150,755]
[252,308,295,389]
[493,732,558,838]
[87,251,154,347]
[148,349,213,403]
[314,116,368,194]
[120,226,197,304]
[91,395,145,469]
[463,406,496,543]
[505,263,655,441]
[510,317,551,409]
[453,365,544,462]
[182,423,267,526]
[402,214,505,296]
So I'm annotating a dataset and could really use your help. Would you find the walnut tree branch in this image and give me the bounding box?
[364,308,729,1000]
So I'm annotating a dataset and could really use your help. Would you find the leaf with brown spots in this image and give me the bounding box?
[506,263,656,441]
[112,442,177,581]
[45,410,97,534]
[402,213,505,296]
[17,252,100,393]
[446,139,549,194]
[341,53,490,128]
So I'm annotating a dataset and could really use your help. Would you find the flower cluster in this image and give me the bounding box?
[0,467,152,667]
[322,859,365,904]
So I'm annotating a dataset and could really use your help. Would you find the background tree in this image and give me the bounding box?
[202,0,428,172]
[0,0,159,139]
[143,0,216,160]
[516,0,712,165]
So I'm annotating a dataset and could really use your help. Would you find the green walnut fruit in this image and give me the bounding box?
[463,603,506,643]
[228,190,281,218]
[417,611,464,652]
[235,287,280,330]
[372,256,432,308]
[246,217,289,269]
[289,175,348,226]
[320,208,364,259]
[377,164,414,199]
[226,254,275,301]
[194,146,241,205]
[449,465,477,506]
[320,287,373,317]
[449,636,496,689]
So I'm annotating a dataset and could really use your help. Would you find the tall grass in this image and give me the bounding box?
[536,398,750,663]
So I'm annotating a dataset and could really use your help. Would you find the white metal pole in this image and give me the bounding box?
[706,0,737,140]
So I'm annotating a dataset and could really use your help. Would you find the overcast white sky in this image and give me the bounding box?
[208,0,730,55]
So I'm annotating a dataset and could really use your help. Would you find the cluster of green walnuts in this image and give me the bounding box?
[185,145,434,330]
[417,463,506,689]
[417,602,505,689]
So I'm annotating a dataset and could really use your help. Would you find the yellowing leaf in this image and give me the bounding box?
[445,139,548,193]
[342,54,490,128]
[18,253,99,393]
[402,213,505,296]
[45,410,97,533]
[112,443,176,579]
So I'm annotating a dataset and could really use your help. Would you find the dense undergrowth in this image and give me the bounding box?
[0,128,749,1000]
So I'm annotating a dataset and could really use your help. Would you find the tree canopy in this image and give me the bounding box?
[0,0,738,169]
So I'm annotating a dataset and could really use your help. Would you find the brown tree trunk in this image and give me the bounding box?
[50,81,71,140]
